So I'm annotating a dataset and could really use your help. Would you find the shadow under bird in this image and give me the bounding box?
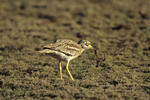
[39,39,93,81]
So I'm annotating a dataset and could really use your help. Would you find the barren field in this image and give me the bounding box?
[0,0,150,100]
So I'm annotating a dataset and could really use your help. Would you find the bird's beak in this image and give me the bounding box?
[89,45,94,50]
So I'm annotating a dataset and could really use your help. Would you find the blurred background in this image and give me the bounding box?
[0,0,150,99]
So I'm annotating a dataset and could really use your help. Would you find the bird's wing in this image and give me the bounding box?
[43,43,62,49]
[55,39,76,43]
[43,39,73,49]
[54,40,83,56]
[42,39,83,56]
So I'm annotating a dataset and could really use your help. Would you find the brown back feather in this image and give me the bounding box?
[42,39,83,56]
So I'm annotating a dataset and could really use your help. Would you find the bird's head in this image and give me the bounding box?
[78,40,94,50]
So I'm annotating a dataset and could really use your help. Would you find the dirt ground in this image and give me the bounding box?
[0,0,150,100]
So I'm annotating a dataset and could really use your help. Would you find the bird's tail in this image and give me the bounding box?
[38,49,53,53]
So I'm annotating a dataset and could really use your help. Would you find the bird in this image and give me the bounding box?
[38,39,93,81]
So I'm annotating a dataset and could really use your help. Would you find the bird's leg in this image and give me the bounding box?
[59,61,62,80]
[66,61,74,81]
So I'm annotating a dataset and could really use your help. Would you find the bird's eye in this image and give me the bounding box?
[85,42,90,46]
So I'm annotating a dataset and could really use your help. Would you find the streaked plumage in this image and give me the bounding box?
[39,39,93,81]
